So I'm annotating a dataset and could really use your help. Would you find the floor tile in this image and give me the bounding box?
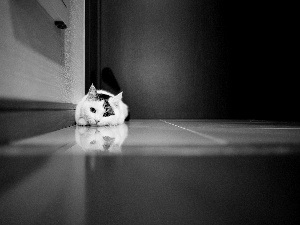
[1,120,300,224]
[165,120,300,145]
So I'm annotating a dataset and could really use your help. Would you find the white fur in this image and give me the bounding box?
[75,89,128,126]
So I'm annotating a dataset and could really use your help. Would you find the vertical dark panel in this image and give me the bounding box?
[85,0,91,93]
[85,0,101,92]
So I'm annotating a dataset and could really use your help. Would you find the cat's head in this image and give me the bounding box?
[80,84,123,126]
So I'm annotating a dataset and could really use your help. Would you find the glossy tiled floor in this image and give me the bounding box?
[1,120,300,224]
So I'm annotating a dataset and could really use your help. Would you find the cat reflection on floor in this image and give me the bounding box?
[75,123,128,153]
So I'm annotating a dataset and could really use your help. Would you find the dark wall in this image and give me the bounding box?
[99,0,298,121]
[225,1,298,121]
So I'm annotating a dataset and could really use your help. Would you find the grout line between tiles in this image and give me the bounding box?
[246,128,300,130]
[160,120,228,145]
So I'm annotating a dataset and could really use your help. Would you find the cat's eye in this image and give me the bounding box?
[90,107,96,113]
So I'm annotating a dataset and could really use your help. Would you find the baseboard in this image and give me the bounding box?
[0,99,76,144]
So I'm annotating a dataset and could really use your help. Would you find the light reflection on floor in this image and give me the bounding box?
[1,120,300,224]
[1,119,300,155]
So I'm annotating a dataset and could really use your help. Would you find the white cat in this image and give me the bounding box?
[75,84,129,126]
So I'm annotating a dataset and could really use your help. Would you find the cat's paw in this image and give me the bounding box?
[96,121,119,126]
[96,121,106,126]
[77,117,87,126]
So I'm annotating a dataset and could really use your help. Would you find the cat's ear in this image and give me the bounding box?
[110,92,123,107]
[87,83,97,100]
[114,92,123,101]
